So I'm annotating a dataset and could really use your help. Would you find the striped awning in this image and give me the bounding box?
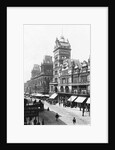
[31,93,37,96]
[86,98,90,104]
[74,97,86,103]
[68,96,77,102]
[49,93,57,99]
[35,93,43,97]
[43,94,49,97]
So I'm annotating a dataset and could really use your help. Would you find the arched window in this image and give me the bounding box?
[60,86,64,92]
[51,86,53,92]
[55,87,58,92]
[65,86,69,93]
[55,71,58,75]
[55,78,58,83]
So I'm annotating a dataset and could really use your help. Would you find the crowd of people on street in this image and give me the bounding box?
[24,115,77,125]
[24,116,45,125]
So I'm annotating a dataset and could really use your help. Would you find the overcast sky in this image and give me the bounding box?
[24,24,90,83]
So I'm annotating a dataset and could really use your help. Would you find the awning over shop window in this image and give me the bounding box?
[25,93,29,95]
[43,94,49,97]
[68,96,77,102]
[36,99,41,102]
[26,97,31,100]
[36,93,43,97]
[49,93,57,99]
[86,98,90,104]
[31,93,37,96]
[74,97,86,103]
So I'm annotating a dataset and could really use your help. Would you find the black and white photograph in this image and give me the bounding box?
[24,25,90,125]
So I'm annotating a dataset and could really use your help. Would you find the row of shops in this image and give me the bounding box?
[25,92,90,108]
[46,93,90,112]
[24,92,90,119]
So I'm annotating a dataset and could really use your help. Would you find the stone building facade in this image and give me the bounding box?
[49,36,90,98]
[58,59,90,95]
[24,55,53,94]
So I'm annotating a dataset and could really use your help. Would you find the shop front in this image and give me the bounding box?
[74,96,87,110]
[48,93,58,104]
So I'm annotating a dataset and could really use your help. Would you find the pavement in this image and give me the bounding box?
[41,101,90,125]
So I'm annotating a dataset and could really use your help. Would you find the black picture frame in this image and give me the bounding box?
[1,0,111,149]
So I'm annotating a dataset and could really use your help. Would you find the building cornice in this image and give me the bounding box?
[59,82,90,86]
[53,47,71,53]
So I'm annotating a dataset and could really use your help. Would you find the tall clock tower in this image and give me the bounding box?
[49,36,71,94]
[53,36,71,90]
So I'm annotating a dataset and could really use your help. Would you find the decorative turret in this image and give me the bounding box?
[54,36,71,52]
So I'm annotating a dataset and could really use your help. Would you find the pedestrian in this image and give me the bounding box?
[82,106,85,116]
[29,118,32,125]
[34,117,37,125]
[24,117,27,125]
[37,121,40,125]
[87,105,90,116]
[34,99,36,104]
[87,104,90,112]
[29,116,32,125]
[55,113,59,121]
[47,107,50,111]
[73,117,76,124]
[42,119,44,125]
